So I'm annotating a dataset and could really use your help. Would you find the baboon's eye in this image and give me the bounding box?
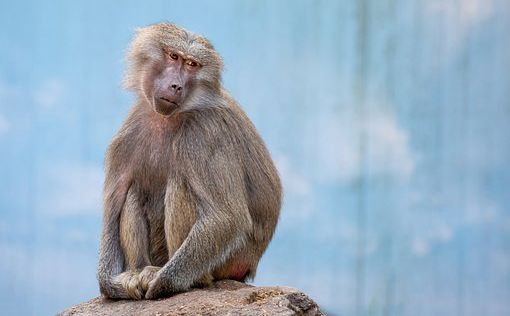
[169,52,179,60]
[186,60,198,67]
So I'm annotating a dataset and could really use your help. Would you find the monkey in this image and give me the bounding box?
[96,23,282,300]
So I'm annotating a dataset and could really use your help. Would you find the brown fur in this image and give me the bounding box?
[96,23,282,300]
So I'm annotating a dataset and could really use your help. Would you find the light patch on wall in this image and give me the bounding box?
[34,79,66,109]
[410,221,453,257]
[316,108,415,183]
[65,229,89,243]
[411,237,431,257]
[365,113,415,179]
[464,196,499,224]
[37,164,103,216]
[274,154,314,222]
[275,155,311,196]
[315,117,360,182]
[425,0,495,56]
[427,0,494,23]
[403,185,503,257]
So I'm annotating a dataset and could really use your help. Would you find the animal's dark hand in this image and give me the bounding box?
[145,273,171,299]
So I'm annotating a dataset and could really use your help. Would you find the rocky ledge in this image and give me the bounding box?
[59,280,324,316]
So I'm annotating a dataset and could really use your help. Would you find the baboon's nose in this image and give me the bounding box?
[170,83,183,95]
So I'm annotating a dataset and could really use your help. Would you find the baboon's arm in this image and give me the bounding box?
[97,170,131,298]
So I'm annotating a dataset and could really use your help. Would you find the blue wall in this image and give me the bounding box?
[1,1,509,315]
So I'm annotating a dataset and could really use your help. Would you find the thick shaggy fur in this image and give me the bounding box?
[97,23,282,300]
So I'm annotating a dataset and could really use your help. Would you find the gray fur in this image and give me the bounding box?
[97,23,282,300]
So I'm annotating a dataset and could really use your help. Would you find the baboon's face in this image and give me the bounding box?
[126,23,223,115]
[149,48,201,116]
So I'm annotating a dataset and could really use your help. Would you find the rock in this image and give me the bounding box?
[58,280,324,316]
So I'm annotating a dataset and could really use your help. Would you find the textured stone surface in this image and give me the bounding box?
[59,280,324,316]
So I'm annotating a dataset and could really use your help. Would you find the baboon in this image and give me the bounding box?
[96,23,282,300]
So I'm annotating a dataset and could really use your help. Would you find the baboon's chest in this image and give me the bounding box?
[132,135,175,194]
[131,138,174,266]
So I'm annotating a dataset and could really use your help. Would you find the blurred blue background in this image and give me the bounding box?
[1,0,509,315]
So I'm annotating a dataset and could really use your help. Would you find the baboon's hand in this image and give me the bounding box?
[144,272,171,299]
[139,266,160,292]
[114,271,144,300]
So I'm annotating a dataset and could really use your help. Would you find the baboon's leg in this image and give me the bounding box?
[114,187,151,299]
[164,179,197,259]
[164,178,213,285]
[120,188,150,270]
